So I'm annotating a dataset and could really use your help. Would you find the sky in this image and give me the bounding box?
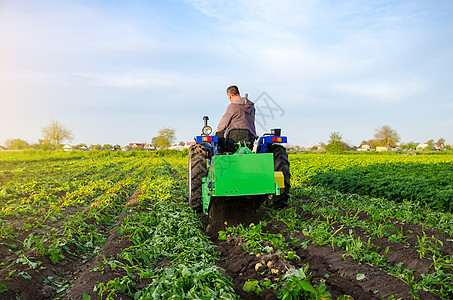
[1,0,452,147]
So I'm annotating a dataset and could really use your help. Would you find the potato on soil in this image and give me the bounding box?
[255,263,266,272]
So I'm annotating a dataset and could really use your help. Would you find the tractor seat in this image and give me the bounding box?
[225,128,255,152]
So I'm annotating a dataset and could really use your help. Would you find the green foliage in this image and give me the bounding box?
[325,131,349,151]
[242,265,332,300]
[289,152,453,212]
[0,151,153,294]
[94,276,135,299]
[153,127,176,149]
[4,138,31,150]
[3,150,453,299]
[277,267,331,300]
[311,162,453,211]
[93,160,238,299]
[138,265,239,299]
[289,185,453,298]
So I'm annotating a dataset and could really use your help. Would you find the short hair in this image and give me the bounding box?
[226,85,240,96]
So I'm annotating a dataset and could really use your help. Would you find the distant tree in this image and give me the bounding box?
[30,143,40,150]
[426,139,434,146]
[401,141,417,150]
[326,131,349,151]
[33,139,52,150]
[446,145,452,151]
[41,120,73,150]
[310,145,318,151]
[133,145,144,151]
[114,144,121,150]
[5,139,30,150]
[155,128,176,149]
[359,139,378,149]
[374,125,400,147]
[179,141,185,146]
[151,137,158,147]
[436,138,445,149]
[91,144,101,151]
[103,144,112,150]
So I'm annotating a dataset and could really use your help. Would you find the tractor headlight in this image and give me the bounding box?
[202,125,212,136]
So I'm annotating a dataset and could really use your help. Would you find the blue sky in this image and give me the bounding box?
[1,0,452,147]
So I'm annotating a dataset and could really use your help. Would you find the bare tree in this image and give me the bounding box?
[374,125,400,147]
[41,120,74,150]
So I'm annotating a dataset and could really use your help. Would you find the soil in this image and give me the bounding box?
[63,213,136,300]
[0,193,138,300]
[202,196,447,300]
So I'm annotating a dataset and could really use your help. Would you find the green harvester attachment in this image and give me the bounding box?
[202,142,280,213]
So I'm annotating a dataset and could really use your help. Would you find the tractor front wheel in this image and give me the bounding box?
[189,144,208,212]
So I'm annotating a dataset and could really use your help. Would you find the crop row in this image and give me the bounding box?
[289,186,453,298]
[311,162,453,212]
[289,153,453,212]
[0,154,158,298]
[90,159,240,299]
[1,156,147,239]
[222,184,453,299]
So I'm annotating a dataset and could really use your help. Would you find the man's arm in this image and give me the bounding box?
[216,104,234,133]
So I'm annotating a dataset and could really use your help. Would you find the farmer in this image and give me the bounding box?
[215,85,257,143]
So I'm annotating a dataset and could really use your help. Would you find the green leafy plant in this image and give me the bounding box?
[137,265,239,299]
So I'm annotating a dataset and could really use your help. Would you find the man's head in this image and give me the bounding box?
[226,85,240,102]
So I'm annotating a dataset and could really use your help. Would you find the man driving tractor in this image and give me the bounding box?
[188,85,290,215]
[215,85,258,142]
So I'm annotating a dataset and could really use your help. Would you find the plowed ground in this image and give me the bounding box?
[204,195,452,299]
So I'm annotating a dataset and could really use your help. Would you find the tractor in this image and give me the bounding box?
[188,116,290,218]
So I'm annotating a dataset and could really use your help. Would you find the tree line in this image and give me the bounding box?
[319,125,450,151]
[2,122,450,151]
[2,121,177,151]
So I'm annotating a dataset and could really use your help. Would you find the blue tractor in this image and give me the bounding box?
[188,116,290,218]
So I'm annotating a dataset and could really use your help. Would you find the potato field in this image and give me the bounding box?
[1,150,453,299]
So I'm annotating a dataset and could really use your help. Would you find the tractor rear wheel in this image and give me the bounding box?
[189,144,208,212]
[268,144,291,208]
